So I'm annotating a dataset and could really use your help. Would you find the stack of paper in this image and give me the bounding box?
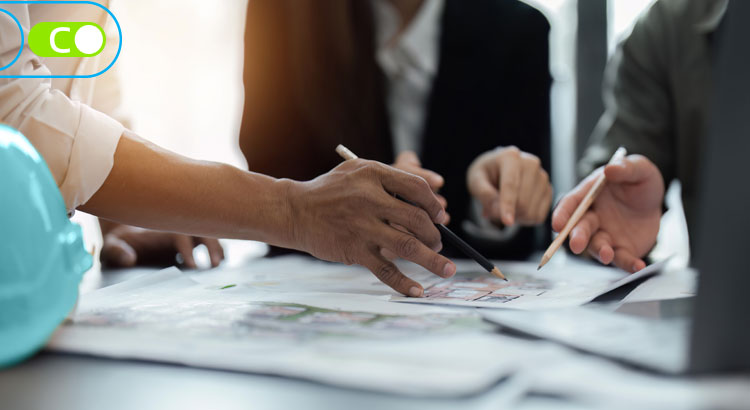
[47,255,673,397]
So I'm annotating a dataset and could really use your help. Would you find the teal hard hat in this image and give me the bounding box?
[0,124,92,367]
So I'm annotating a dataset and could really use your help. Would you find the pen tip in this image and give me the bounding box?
[537,265,542,271]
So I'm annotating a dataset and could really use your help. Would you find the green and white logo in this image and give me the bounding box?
[28,22,106,57]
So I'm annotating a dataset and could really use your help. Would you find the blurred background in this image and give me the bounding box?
[103,0,684,265]
[110,0,248,169]
[110,0,656,191]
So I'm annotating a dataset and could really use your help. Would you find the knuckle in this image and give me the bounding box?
[408,207,431,228]
[376,262,400,283]
[430,253,444,271]
[540,169,550,183]
[358,160,381,179]
[505,145,521,157]
[410,174,431,192]
[350,158,369,170]
[340,239,363,266]
[369,161,394,175]
[528,155,542,168]
[396,235,420,258]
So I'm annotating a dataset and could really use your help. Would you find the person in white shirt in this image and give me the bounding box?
[241,0,554,259]
[2,2,226,269]
[0,2,456,297]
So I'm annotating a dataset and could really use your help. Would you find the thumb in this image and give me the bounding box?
[603,154,653,184]
[101,236,137,267]
[552,171,599,232]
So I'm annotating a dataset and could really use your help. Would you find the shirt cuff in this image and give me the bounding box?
[58,105,124,211]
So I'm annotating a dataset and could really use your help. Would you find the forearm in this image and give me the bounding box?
[81,131,294,247]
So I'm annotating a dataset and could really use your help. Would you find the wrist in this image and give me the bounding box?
[275,178,302,250]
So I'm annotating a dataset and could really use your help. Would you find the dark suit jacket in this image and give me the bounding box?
[240,0,552,260]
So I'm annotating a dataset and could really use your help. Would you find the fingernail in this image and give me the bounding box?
[437,210,447,224]
[443,263,456,278]
[409,286,423,297]
[632,264,640,273]
[433,175,444,186]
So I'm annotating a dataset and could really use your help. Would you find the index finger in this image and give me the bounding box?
[551,168,601,232]
[399,164,444,191]
[498,153,521,226]
[361,251,424,297]
[378,165,448,224]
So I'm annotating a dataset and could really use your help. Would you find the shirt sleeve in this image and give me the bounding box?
[578,1,676,184]
[0,5,124,212]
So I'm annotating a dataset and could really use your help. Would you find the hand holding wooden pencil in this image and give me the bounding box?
[538,147,627,270]
[542,148,665,273]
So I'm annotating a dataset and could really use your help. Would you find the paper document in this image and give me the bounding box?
[482,306,689,374]
[621,267,696,303]
[392,260,666,309]
[48,267,565,397]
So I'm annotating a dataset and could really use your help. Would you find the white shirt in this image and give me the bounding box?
[372,1,519,239]
[0,2,125,212]
[371,0,444,157]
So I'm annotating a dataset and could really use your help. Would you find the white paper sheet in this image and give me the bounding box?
[520,350,750,410]
[621,267,696,303]
[481,305,689,374]
[392,260,667,310]
[48,268,565,397]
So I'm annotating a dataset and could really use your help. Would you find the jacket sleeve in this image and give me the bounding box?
[578,1,676,184]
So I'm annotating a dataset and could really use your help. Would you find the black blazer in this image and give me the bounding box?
[240,0,552,260]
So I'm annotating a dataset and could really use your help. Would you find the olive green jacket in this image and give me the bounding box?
[579,0,728,237]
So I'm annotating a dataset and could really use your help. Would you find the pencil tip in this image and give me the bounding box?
[491,267,507,281]
[537,265,542,271]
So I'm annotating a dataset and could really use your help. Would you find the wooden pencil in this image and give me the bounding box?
[537,147,628,270]
[335,144,507,281]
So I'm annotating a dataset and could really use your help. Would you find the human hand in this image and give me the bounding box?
[551,154,664,272]
[467,146,552,226]
[100,222,225,269]
[392,151,447,209]
[286,159,456,297]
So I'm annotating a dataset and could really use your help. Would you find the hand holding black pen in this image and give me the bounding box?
[336,145,507,281]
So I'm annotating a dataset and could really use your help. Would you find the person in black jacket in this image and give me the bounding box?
[240,0,553,259]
